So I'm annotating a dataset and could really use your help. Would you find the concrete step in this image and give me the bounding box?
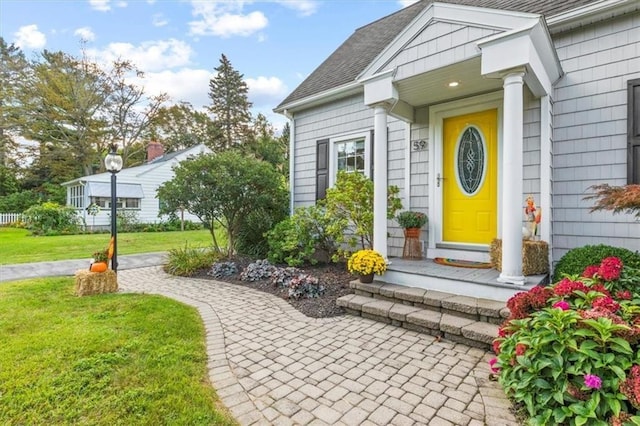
[337,280,512,350]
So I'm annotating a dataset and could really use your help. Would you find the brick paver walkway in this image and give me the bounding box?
[118,266,519,426]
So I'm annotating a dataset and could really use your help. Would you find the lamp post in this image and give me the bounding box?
[104,144,123,273]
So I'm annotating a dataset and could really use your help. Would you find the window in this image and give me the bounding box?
[90,196,140,210]
[336,139,365,174]
[69,185,84,209]
[628,78,640,184]
[315,131,373,200]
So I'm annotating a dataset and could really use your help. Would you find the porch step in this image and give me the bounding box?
[337,280,512,350]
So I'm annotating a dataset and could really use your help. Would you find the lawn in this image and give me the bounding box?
[0,227,220,265]
[0,277,237,425]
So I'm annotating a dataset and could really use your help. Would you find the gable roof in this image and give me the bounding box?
[61,144,208,186]
[275,0,599,110]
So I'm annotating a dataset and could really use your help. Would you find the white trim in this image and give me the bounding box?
[547,0,639,33]
[360,2,541,81]
[328,130,372,187]
[428,91,503,263]
[540,95,553,272]
[404,122,412,208]
[284,109,295,214]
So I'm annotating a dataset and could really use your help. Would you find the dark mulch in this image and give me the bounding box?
[192,256,355,318]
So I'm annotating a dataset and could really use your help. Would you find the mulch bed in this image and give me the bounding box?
[192,257,355,318]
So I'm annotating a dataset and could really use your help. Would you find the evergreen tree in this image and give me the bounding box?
[0,38,29,195]
[207,54,252,150]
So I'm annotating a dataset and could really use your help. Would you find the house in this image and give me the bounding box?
[62,143,210,228]
[275,0,640,300]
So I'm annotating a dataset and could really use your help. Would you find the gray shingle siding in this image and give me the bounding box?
[552,12,640,260]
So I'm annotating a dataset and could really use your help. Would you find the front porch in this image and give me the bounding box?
[379,257,548,302]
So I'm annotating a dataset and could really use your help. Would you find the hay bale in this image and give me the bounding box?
[490,239,549,276]
[74,269,118,296]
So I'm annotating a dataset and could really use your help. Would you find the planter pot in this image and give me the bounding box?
[403,227,423,260]
[403,227,421,238]
[359,273,374,283]
[90,262,108,273]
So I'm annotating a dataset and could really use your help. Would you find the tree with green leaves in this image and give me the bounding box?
[20,49,111,177]
[0,38,29,196]
[207,54,252,150]
[149,102,220,152]
[157,150,288,255]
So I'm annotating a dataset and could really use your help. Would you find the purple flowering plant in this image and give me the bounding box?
[492,256,640,424]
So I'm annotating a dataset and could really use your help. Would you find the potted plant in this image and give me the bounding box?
[396,210,428,231]
[90,249,109,272]
[396,211,428,259]
[347,249,387,283]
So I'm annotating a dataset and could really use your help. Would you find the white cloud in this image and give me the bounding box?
[74,26,96,41]
[134,68,213,109]
[87,39,193,72]
[397,0,419,7]
[136,68,289,131]
[274,0,318,17]
[152,13,168,27]
[13,25,46,49]
[246,76,288,107]
[115,0,127,7]
[89,0,110,11]
[189,1,268,38]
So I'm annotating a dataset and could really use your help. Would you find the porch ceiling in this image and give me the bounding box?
[394,57,503,108]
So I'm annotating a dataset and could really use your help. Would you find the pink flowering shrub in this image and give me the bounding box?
[492,256,640,424]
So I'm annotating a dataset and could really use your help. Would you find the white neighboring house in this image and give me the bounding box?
[62,142,210,228]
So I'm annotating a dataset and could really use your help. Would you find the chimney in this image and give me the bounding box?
[147,141,164,162]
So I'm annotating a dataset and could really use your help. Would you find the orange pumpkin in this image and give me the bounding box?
[90,262,108,273]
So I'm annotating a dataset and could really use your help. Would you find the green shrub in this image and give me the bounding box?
[266,205,336,267]
[236,205,288,258]
[554,244,640,281]
[22,202,81,235]
[324,170,402,260]
[164,244,221,277]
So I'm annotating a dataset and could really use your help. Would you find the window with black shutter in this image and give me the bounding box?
[628,78,640,184]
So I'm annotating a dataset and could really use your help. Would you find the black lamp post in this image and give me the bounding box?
[104,144,123,273]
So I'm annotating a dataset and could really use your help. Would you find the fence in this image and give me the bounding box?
[0,213,22,225]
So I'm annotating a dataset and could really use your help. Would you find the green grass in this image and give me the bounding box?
[0,227,221,265]
[0,277,238,426]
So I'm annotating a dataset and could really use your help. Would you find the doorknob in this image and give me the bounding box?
[437,173,445,187]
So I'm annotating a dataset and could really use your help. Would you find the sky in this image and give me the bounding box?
[1,0,417,131]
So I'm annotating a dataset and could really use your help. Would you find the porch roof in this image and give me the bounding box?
[85,182,144,199]
[274,0,601,112]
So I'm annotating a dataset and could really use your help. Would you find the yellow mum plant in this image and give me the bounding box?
[347,249,387,276]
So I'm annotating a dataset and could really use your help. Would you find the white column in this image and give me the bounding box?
[373,105,388,258]
[498,71,526,285]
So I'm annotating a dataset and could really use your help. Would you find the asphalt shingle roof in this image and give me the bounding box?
[276,0,599,109]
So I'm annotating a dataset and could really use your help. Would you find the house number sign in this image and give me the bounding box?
[412,139,427,151]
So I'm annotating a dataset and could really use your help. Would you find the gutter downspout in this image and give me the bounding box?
[283,109,295,215]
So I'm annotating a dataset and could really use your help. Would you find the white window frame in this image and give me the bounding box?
[69,185,84,209]
[90,196,141,210]
[329,130,371,186]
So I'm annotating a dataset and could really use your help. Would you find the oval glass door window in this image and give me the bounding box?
[455,126,486,195]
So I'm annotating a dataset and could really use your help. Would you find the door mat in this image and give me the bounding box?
[433,257,492,269]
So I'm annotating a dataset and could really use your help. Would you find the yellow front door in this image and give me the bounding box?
[442,109,497,245]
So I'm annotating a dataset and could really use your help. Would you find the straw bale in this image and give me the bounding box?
[490,239,549,275]
[74,269,118,296]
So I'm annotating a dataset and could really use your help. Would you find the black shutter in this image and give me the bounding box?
[628,78,640,184]
[316,139,329,200]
